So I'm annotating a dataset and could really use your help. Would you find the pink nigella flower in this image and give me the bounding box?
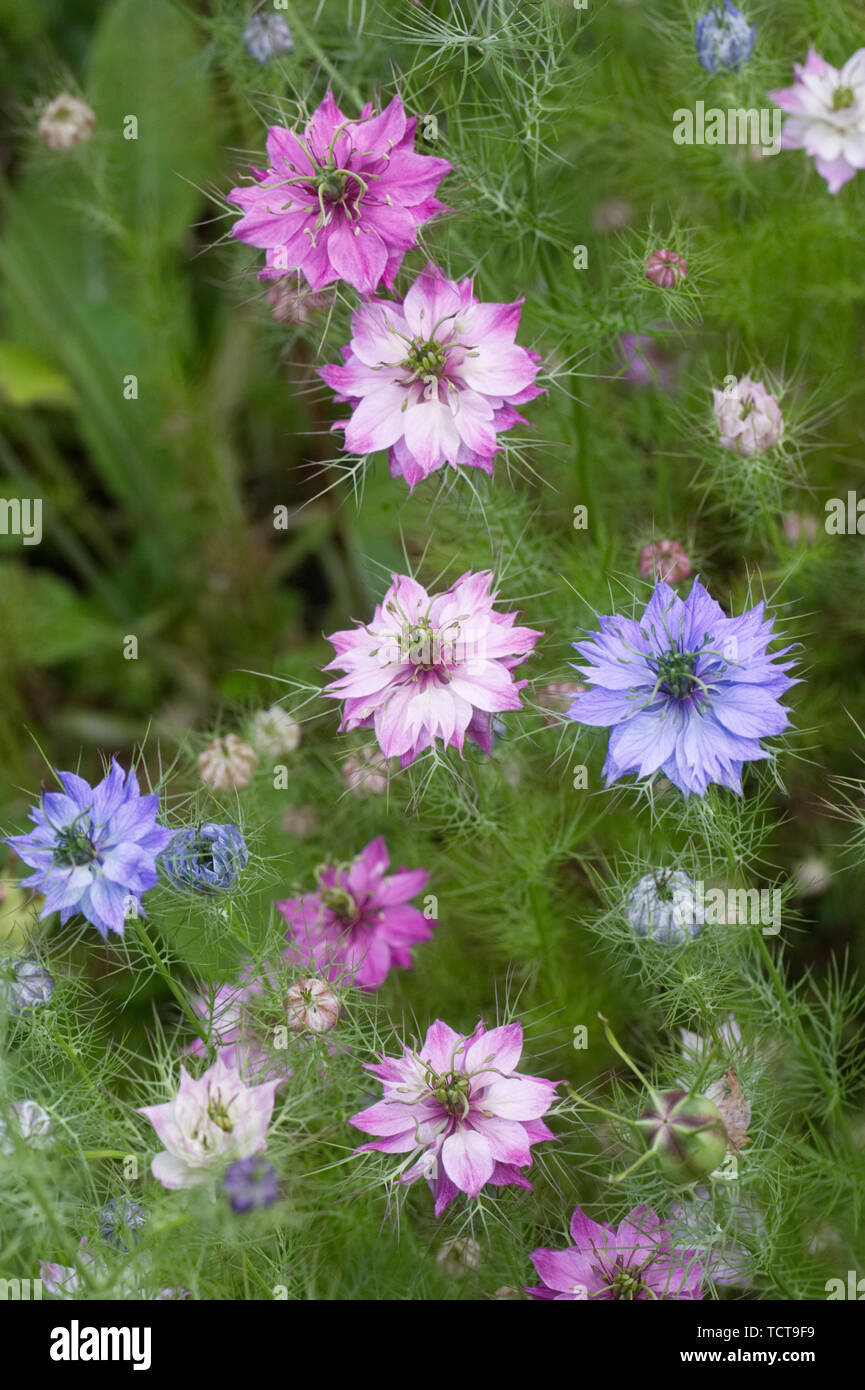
[319,262,543,487]
[228,92,451,294]
[528,1204,706,1300]
[138,1052,279,1189]
[277,835,434,990]
[645,248,688,288]
[323,570,542,766]
[770,48,865,194]
[351,1019,558,1217]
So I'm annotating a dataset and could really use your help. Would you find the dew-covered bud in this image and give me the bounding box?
[285,977,341,1034]
[38,93,95,150]
[638,539,692,585]
[645,248,688,289]
[640,1088,728,1183]
[198,734,258,791]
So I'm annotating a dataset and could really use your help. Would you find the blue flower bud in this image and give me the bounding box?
[160,823,249,894]
[695,3,755,74]
[243,14,294,65]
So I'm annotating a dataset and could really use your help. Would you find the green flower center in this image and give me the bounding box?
[402,337,448,382]
[54,824,97,868]
[320,883,357,923]
[654,646,698,699]
[607,1262,645,1300]
[318,168,348,204]
[207,1096,234,1133]
[832,85,855,111]
[427,1068,471,1116]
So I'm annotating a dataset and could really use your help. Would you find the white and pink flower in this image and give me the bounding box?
[323,569,541,767]
[712,375,783,456]
[319,262,543,488]
[351,1018,558,1217]
[138,1052,279,1189]
[770,48,865,193]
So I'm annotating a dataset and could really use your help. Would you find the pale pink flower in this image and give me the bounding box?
[278,836,434,990]
[198,734,258,791]
[343,746,390,795]
[138,1052,279,1189]
[638,539,692,585]
[712,375,783,455]
[229,92,450,294]
[771,48,865,193]
[249,705,301,758]
[38,93,95,150]
[323,570,542,766]
[319,262,543,488]
[351,1018,558,1217]
[39,1239,189,1300]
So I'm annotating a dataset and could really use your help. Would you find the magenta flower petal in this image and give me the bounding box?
[350,1017,557,1216]
[319,262,543,486]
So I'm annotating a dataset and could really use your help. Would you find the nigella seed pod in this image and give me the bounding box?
[285,977,341,1034]
[645,248,688,289]
[640,1089,728,1183]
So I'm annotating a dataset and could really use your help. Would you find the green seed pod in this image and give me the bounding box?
[639,1088,728,1184]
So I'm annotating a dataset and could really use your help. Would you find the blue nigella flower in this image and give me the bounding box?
[695,3,756,74]
[0,957,54,1013]
[223,1157,280,1213]
[160,823,249,894]
[5,761,173,940]
[243,13,293,65]
[628,871,703,945]
[98,1197,147,1251]
[567,579,798,797]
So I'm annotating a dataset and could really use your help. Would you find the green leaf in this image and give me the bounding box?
[0,341,76,408]
[88,0,224,253]
[0,562,117,668]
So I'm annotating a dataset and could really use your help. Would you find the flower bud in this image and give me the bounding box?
[645,248,688,289]
[198,734,258,791]
[712,375,783,456]
[243,14,294,64]
[38,94,95,150]
[638,539,692,585]
[343,747,389,796]
[249,705,301,758]
[640,1088,728,1183]
[695,4,755,75]
[285,977,341,1034]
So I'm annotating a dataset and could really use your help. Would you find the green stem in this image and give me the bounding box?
[133,917,211,1050]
